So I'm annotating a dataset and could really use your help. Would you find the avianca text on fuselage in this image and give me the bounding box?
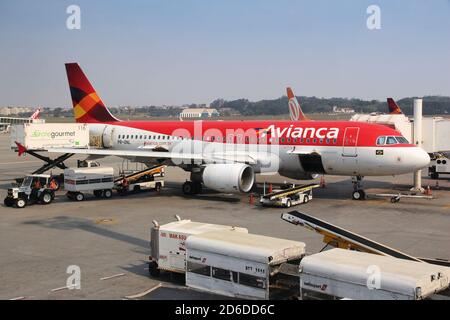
[260,124,339,139]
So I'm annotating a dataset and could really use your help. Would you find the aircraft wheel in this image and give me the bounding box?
[193,182,202,194]
[182,181,194,195]
[352,190,366,200]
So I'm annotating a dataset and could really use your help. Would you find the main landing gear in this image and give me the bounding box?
[351,176,366,200]
[182,181,203,195]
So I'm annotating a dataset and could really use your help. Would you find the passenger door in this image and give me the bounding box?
[342,127,359,157]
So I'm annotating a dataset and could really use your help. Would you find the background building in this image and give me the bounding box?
[179,107,220,120]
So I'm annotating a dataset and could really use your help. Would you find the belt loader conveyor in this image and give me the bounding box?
[260,183,320,208]
[281,211,447,264]
[114,165,165,184]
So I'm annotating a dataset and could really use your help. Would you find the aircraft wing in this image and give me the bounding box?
[46,147,259,165]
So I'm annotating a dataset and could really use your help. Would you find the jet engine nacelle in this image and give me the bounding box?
[202,163,255,193]
[297,172,320,180]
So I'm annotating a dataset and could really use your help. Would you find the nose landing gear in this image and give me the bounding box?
[351,176,366,200]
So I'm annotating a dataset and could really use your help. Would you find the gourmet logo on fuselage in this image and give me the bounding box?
[262,125,339,139]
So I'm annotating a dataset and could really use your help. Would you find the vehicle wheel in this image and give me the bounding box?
[352,190,365,200]
[103,189,113,199]
[75,192,84,201]
[155,183,162,193]
[303,195,309,204]
[430,172,439,180]
[93,190,103,198]
[148,261,160,277]
[40,191,53,205]
[133,185,141,192]
[285,199,292,208]
[390,197,400,203]
[15,198,26,208]
[182,182,194,195]
[4,197,14,207]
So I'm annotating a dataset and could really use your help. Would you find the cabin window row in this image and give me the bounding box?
[187,261,266,289]
[117,134,338,145]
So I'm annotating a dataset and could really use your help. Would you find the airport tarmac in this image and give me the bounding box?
[0,133,449,300]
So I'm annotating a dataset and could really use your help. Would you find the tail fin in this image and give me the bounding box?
[30,107,41,120]
[65,63,119,123]
[286,87,309,121]
[387,98,403,114]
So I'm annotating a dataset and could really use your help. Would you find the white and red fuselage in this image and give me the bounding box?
[87,120,430,179]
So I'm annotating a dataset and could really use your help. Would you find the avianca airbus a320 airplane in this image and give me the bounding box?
[48,63,430,200]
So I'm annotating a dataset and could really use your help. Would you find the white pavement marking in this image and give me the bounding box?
[0,160,43,165]
[124,283,163,299]
[100,273,126,281]
[51,285,77,292]
[9,296,26,300]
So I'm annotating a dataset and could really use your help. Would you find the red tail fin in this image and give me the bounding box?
[387,98,403,114]
[30,107,41,120]
[287,87,309,121]
[65,63,119,123]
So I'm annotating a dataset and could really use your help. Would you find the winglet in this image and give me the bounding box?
[387,98,403,114]
[15,141,27,156]
[287,87,309,121]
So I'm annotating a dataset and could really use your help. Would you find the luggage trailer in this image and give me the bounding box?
[148,217,305,299]
[148,216,248,276]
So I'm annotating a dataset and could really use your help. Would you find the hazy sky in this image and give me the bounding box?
[0,0,450,107]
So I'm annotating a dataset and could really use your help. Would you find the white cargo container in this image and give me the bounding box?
[10,123,89,151]
[149,218,248,276]
[64,167,115,201]
[185,231,306,299]
[299,248,449,300]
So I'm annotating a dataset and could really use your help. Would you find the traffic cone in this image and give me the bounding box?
[435,180,440,190]
[268,183,273,194]
[320,176,326,188]
[424,185,432,196]
[249,193,254,205]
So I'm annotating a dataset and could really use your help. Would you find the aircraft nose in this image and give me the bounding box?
[412,148,430,170]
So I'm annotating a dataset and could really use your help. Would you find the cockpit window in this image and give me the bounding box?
[396,136,409,144]
[376,136,386,145]
[386,136,398,145]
